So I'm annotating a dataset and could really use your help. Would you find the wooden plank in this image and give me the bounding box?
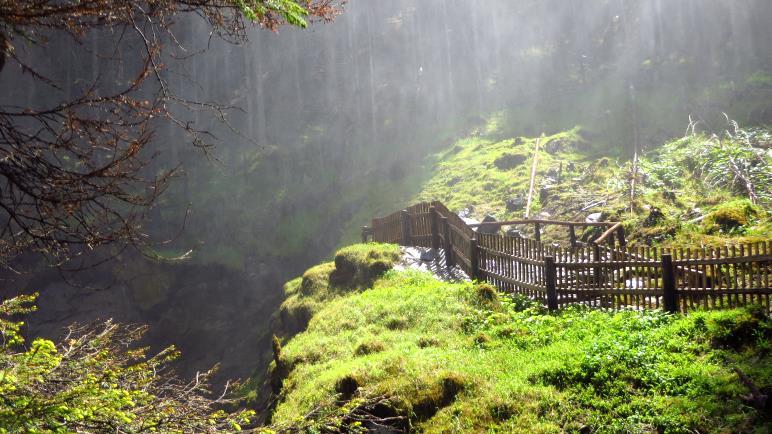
[672,255,772,266]
[681,288,772,295]
[477,247,545,266]
[468,219,616,228]
[545,256,558,311]
[662,254,678,313]
[479,269,547,292]
[731,245,738,307]
[470,237,480,281]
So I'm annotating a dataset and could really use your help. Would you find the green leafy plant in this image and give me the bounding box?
[234,0,312,27]
[0,294,254,433]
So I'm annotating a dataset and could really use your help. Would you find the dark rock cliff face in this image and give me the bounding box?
[12,258,284,385]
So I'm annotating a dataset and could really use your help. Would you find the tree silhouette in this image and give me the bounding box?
[0,0,340,268]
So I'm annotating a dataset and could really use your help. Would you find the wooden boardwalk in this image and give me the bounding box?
[363,201,771,314]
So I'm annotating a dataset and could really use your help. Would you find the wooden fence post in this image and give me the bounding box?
[593,243,602,285]
[568,224,577,249]
[361,226,370,243]
[470,237,480,281]
[544,256,558,311]
[534,222,541,243]
[442,216,454,269]
[400,209,412,246]
[616,225,626,247]
[661,254,678,313]
[429,206,440,250]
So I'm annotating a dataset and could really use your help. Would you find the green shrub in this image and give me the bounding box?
[472,282,500,310]
[0,295,254,432]
[703,199,760,234]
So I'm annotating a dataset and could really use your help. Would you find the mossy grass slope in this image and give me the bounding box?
[275,243,401,338]
[268,268,771,433]
[417,128,590,220]
[416,125,771,247]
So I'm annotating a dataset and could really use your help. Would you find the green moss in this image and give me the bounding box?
[266,268,770,433]
[274,243,401,338]
[300,262,336,297]
[283,277,302,297]
[330,243,401,288]
[703,199,760,234]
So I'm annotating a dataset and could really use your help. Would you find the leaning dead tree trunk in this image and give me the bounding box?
[629,83,640,214]
[524,134,543,219]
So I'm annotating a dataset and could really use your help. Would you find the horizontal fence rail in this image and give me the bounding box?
[364,202,772,314]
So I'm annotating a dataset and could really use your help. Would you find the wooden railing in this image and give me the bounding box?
[362,201,772,314]
[469,218,623,247]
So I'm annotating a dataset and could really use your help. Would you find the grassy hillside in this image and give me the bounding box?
[255,121,772,430]
[264,251,770,433]
[415,125,771,247]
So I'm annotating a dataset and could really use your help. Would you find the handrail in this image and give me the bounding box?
[467,219,616,228]
[594,221,623,245]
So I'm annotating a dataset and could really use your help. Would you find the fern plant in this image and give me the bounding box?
[234,0,311,27]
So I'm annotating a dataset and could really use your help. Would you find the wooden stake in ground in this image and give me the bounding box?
[525,134,543,219]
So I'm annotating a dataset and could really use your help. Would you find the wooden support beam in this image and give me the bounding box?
[468,219,615,228]
[442,216,454,269]
[545,256,558,311]
[595,222,623,246]
[593,243,602,285]
[662,254,678,313]
[400,209,411,246]
[429,206,440,250]
[568,224,577,248]
[470,237,480,281]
